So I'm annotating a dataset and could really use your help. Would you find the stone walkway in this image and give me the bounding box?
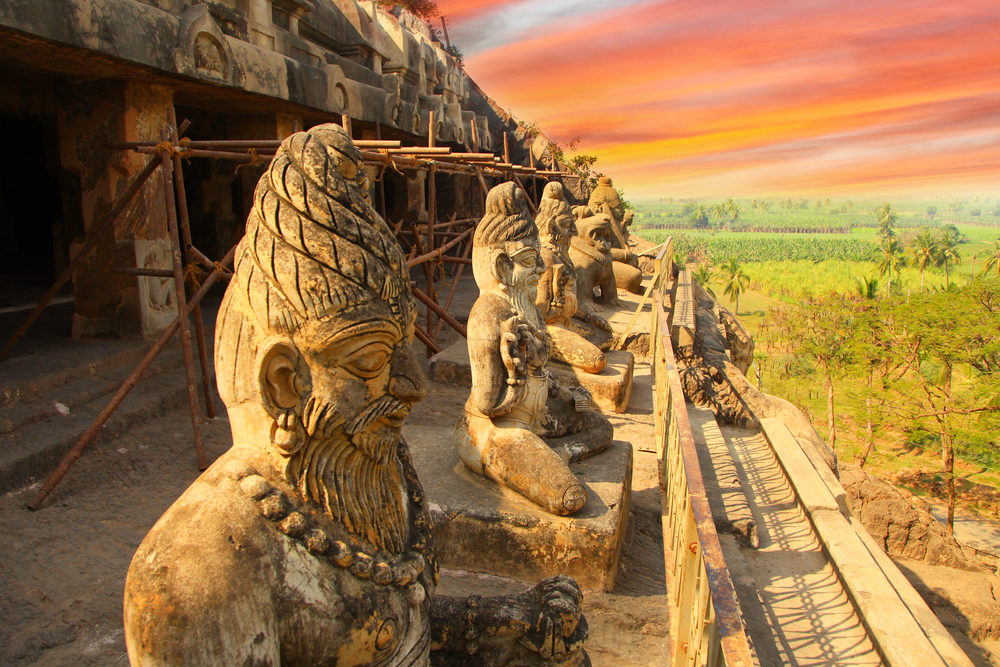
[706,417,883,666]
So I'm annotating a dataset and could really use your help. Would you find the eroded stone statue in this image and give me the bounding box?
[454,183,613,516]
[535,182,612,373]
[569,206,622,314]
[123,125,589,667]
[587,177,642,294]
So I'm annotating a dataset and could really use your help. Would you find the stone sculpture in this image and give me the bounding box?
[123,125,590,667]
[455,183,614,516]
[535,182,613,373]
[569,206,622,313]
[587,177,642,294]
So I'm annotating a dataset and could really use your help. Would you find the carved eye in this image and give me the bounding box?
[515,251,538,267]
[341,343,393,378]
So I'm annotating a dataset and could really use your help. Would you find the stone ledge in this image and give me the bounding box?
[760,418,972,667]
[404,425,632,592]
[427,339,634,413]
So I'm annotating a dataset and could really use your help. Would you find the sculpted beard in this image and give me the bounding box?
[503,257,545,330]
[284,394,409,554]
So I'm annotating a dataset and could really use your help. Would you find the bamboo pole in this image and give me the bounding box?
[159,128,207,470]
[26,244,238,511]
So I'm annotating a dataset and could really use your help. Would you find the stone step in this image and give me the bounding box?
[0,326,217,495]
[0,349,181,435]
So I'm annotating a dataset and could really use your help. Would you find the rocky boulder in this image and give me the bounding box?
[840,464,985,571]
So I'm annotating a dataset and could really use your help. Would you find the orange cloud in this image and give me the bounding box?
[440,0,1000,197]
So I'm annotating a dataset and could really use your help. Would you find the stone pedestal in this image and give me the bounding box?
[404,426,632,592]
[429,339,635,414]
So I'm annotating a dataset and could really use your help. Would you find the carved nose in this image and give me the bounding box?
[389,345,427,405]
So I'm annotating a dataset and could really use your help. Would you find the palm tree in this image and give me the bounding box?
[692,264,716,297]
[690,205,710,229]
[979,241,1000,279]
[909,231,939,291]
[725,200,742,224]
[719,256,750,315]
[876,203,898,242]
[937,230,961,289]
[875,238,905,296]
[854,276,879,300]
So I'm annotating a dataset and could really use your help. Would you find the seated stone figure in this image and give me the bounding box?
[535,182,613,373]
[123,125,589,667]
[455,183,613,516]
[588,177,642,295]
[569,206,622,314]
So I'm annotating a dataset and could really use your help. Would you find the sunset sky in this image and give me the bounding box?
[439,0,1000,199]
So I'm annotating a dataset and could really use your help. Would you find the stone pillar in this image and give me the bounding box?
[57,80,175,339]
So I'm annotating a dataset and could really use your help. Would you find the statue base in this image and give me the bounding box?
[404,425,632,592]
[428,340,635,413]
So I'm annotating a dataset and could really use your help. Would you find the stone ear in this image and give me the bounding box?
[257,339,303,415]
[493,252,514,285]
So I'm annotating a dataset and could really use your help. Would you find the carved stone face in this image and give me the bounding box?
[295,299,424,464]
[578,215,612,254]
[503,241,544,302]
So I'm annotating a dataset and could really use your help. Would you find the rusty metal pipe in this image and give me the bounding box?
[160,128,207,470]
[169,107,216,420]
[26,244,238,511]
[132,146,275,162]
[406,227,474,267]
[434,232,474,339]
[185,244,215,270]
[413,323,442,354]
[411,286,467,338]
[113,268,174,277]
[0,156,161,362]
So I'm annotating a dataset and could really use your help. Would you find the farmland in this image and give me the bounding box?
[632,196,1000,518]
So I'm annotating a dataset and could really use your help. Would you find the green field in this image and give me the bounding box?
[632,201,1000,516]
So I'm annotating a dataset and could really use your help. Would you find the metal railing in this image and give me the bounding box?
[651,241,753,666]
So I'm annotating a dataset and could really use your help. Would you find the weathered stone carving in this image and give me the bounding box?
[569,206,622,313]
[123,125,589,667]
[194,33,226,79]
[173,5,237,85]
[588,177,642,294]
[140,242,176,313]
[455,183,614,516]
[535,182,612,373]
